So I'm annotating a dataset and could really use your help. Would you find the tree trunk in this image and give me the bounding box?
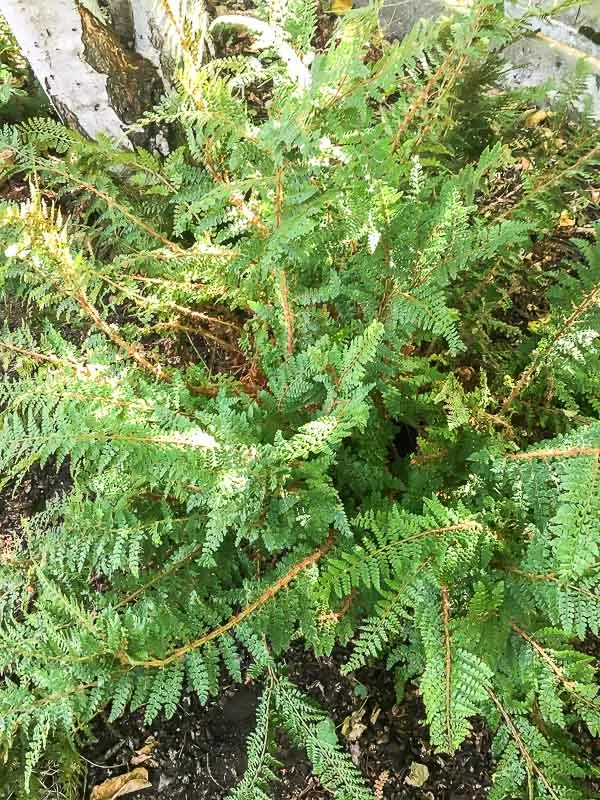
[0,0,168,145]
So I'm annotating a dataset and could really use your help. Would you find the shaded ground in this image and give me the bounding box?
[83,650,492,800]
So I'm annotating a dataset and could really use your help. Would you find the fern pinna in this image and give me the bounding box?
[0,1,599,797]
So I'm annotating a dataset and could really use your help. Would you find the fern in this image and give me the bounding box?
[0,1,599,797]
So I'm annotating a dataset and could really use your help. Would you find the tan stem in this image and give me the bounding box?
[120,533,336,668]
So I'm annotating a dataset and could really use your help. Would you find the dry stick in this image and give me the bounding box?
[120,532,335,668]
[507,447,600,461]
[500,282,600,414]
[441,584,453,750]
[487,688,559,800]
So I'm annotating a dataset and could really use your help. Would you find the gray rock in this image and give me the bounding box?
[353,0,600,118]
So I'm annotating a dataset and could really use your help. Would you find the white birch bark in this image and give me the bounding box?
[0,0,166,143]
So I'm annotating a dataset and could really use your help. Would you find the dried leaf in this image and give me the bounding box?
[558,209,576,228]
[526,109,551,128]
[131,736,158,766]
[405,761,429,788]
[342,707,367,741]
[331,0,352,14]
[90,768,151,800]
[370,705,382,725]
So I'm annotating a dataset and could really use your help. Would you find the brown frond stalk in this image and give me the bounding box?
[0,340,79,371]
[487,688,559,800]
[466,143,600,305]
[374,770,390,800]
[513,624,600,713]
[507,447,600,461]
[390,7,487,153]
[74,288,166,380]
[116,542,204,610]
[501,565,600,604]
[319,588,357,624]
[121,532,336,668]
[441,584,453,749]
[274,168,294,356]
[501,282,600,414]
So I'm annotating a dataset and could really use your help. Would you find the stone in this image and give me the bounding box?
[354,0,600,119]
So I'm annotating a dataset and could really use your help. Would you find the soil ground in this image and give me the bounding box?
[82,650,492,800]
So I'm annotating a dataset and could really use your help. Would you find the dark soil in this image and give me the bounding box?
[83,649,492,800]
[0,462,71,547]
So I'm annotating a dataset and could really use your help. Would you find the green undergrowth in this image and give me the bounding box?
[0,1,599,798]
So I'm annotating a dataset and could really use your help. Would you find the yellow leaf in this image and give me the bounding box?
[341,707,367,741]
[405,761,429,788]
[131,736,158,766]
[558,209,576,228]
[90,768,151,800]
[526,109,552,128]
[331,0,352,14]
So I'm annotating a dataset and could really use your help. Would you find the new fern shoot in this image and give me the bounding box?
[0,1,599,798]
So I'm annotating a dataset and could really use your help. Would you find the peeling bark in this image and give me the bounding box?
[0,0,166,144]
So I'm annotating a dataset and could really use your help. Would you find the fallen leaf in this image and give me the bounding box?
[370,705,382,725]
[342,707,367,742]
[526,109,551,127]
[405,761,429,788]
[90,768,151,800]
[331,0,352,14]
[558,209,576,228]
[131,736,158,766]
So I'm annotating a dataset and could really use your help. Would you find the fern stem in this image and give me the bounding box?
[512,624,600,712]
[440,584,453,750]
[500,282,600,414]
[115,542,205,610]
[466,142,600,304]
[74,288,166,380]
[0,340,79,371]
[390,4,488,153]
[502,565,599,604]
[102,275,239,330]
[274,168,295,357]
[121,532,336,667]
[486,688,559,800]
[507,446,600,461]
